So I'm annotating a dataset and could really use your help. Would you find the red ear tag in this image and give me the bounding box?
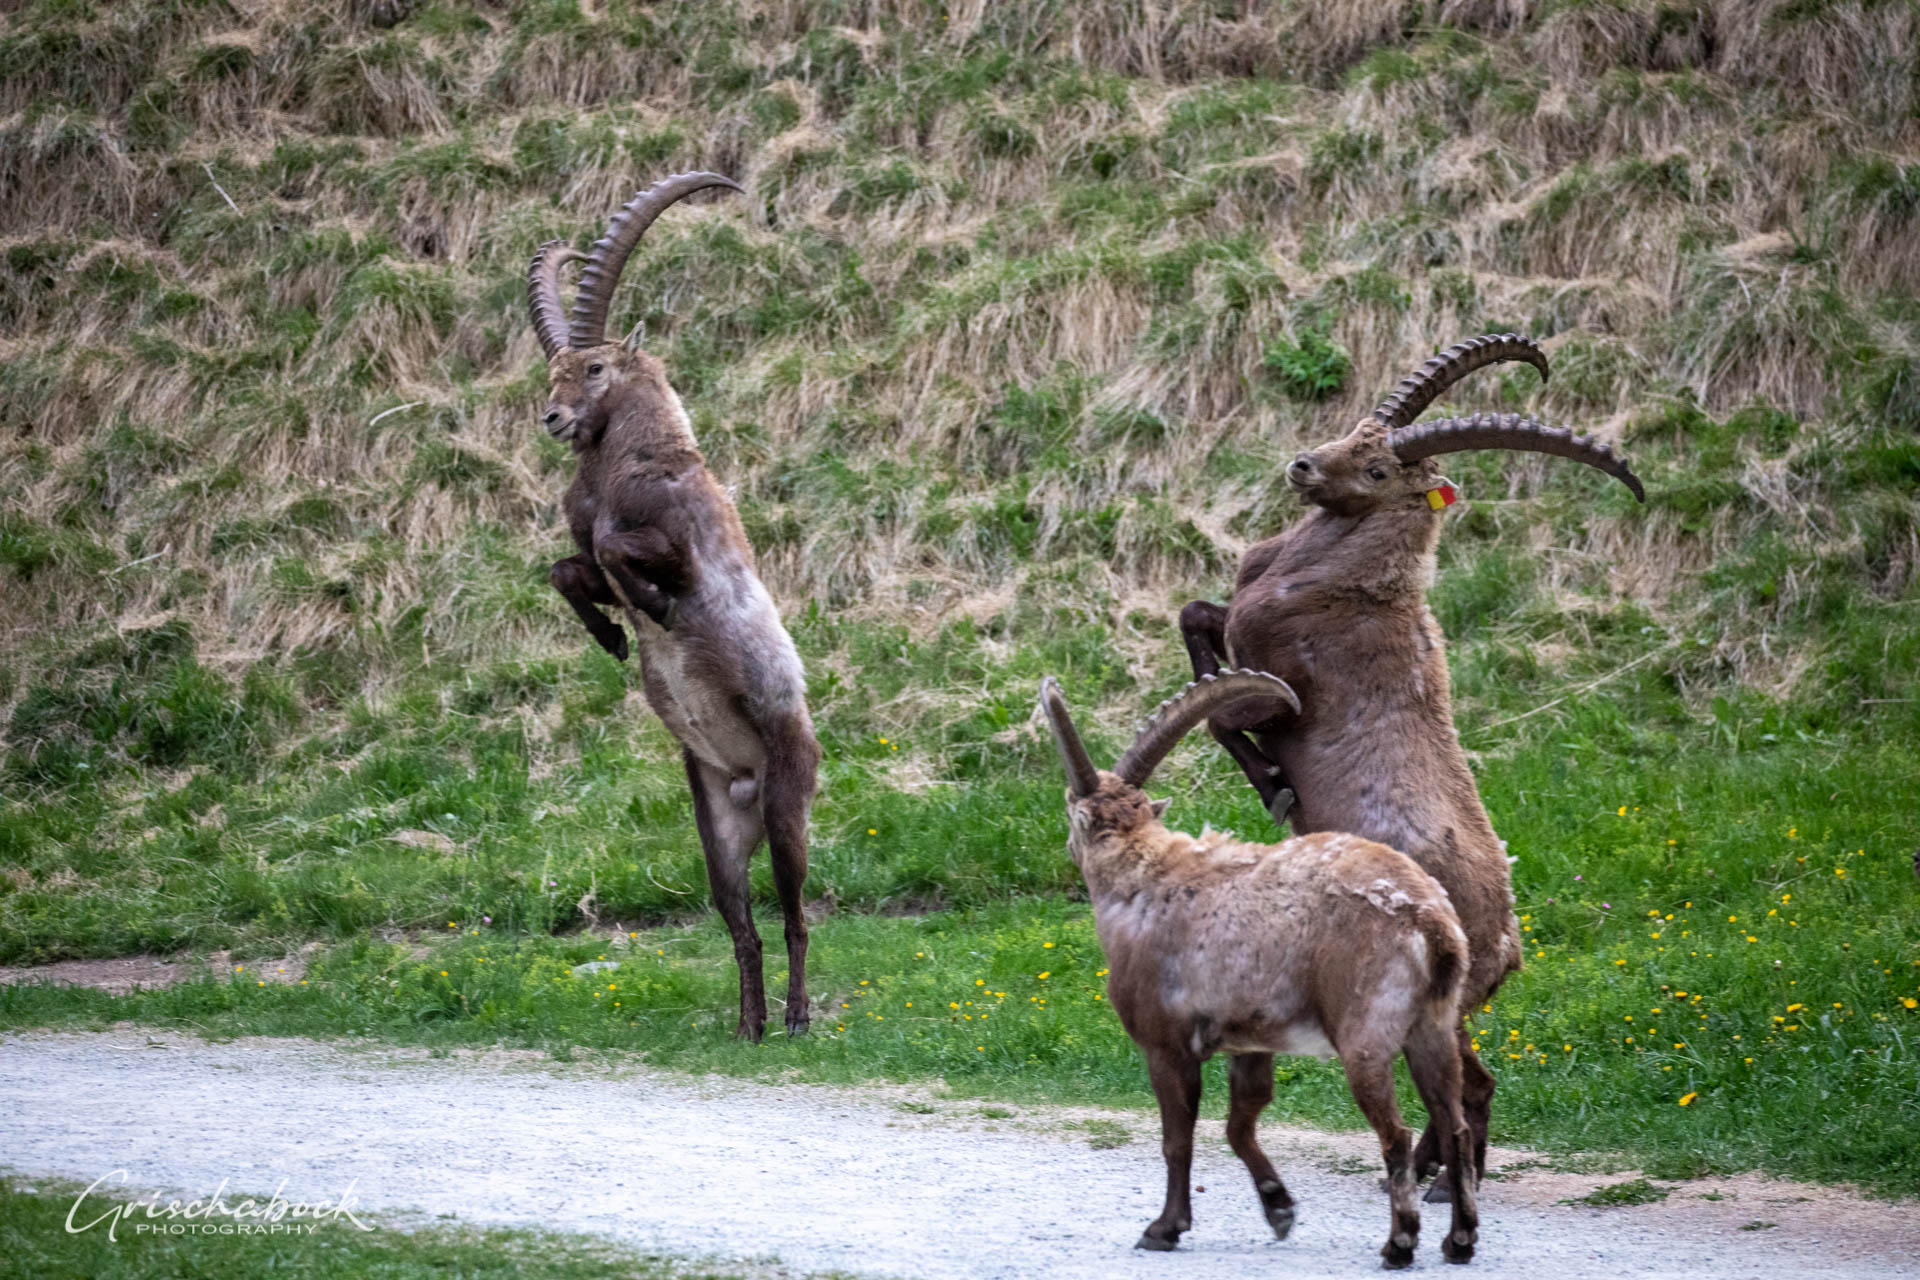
[1426,484,1458,510]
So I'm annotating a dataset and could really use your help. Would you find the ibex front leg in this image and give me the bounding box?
[597,527,689,631]
[550,554,629,661]
[1138,1047,1203,1251]
[1178,600,1295,824]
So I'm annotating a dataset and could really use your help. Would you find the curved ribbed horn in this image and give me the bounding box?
[1388,412,1646,502]
[1039,677,1101,798]
[1114,670,1300,790]
[568,171,744,350]
[528,240,583,362]
[1372,333,1550,430]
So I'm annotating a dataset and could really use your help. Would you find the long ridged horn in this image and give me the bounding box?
[1372,333,1550,430]
[528,240,583,361]
[1039,677,1101,798]
[567,171,743,350]
[1388,412,1646,502]
[1114,670,1300,790]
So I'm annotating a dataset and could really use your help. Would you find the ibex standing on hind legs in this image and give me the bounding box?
[1179,335,1645,1197]
[527,172,819,1042]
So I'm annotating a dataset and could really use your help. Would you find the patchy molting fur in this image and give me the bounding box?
[1058,763,1479,1267]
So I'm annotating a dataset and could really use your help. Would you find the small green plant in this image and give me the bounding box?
[896,1099,938,1114]
[977,1105,1014,1119]
[1261,327,1351,401]
[1069,1119,1132,1149]
[1563,1178,1672,1208]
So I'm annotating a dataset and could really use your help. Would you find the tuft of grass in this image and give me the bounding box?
[1563,1178,1673,1208]
[1068,1118,1133,1149]
[1262,326,1353,400]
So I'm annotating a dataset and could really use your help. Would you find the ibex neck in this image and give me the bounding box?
[601,377,702,462]
[1296,505,1439,603]
[1079,827,1179,901]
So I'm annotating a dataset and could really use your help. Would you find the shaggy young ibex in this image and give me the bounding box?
[1039,672,1480,1268]
[527,172,819,1042]
[1179,334,1644,1194]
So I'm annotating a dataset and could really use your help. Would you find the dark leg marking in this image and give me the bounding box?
[1227,1053,1295,1241]
[1138,1048,1203,1252]
[550,554,629,660]
[1178,600,1296,823]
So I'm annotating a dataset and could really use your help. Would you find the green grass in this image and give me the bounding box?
[7,706,1918,1195]
[2,0,1918,1216]
[1561,1178,1672,1208]
[0,1175,768,1280]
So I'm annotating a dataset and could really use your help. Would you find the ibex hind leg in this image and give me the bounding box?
[1226,1053,1295,1240]
[1406,1020,1479,1263]
[1342,1046,1420,1270]
[1424,1028,1498,1205]
[759,711,819,1039]
[685,749,768,1042]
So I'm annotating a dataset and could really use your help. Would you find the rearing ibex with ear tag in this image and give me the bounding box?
[527,172,819,1043]
[1178,334,1645,1198]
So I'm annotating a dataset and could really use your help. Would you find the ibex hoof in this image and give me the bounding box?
[1266,789,1296,824]
[1265,1204,1295,1240]
[1424,1176,1454,1204]
[1443,1232,1476,1264]
[734,1017,765,1043]
[1135,1233,1179,1252]
[785,1014,810,1038]
[1381,1241,1416,1270]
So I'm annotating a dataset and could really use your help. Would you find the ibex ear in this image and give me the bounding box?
[622,318,646,351]
[1150,797,1171,819]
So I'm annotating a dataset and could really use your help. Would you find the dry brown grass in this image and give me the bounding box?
[0,0,1913,721]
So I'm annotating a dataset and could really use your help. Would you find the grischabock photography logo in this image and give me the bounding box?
[65,1170,374,1241]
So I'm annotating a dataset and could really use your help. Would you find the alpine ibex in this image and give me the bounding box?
[527,172,819,1042]
[1179,334,1645,1194]
[1040,672,1480,1269]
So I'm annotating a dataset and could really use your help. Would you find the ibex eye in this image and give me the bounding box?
[587,363,604,375]
[1368,467,1388,481]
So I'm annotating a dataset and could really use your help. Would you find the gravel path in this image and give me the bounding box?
[2,1030,1913,1278]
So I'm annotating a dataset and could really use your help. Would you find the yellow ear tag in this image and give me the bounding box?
[1426,483,1458,511]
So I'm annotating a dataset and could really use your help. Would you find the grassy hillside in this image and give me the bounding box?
[2,0,1918,1192]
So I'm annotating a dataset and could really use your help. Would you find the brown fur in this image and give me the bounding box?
[541,339,819,1043]
[1060,766,1479,1267]
[1180,417,1524,1190]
